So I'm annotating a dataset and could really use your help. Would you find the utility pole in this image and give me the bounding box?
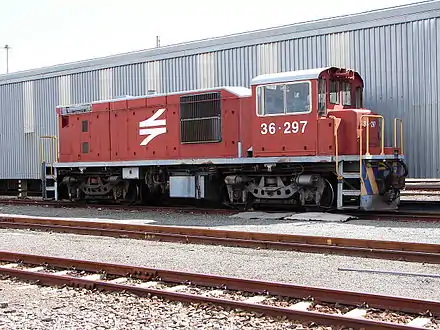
[4,44,11,73]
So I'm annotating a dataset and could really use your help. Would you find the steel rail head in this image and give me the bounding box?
[0,218,440,265]
[0,250,439,316]
[1,215,440,251]
[0,264,429,330]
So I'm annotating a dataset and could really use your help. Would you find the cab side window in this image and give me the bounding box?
[257,82,311,116]
[329,80,339,104]
[318,78,326,116]
[342,82,352,106]
[264,85,285,115]
[286,83,310,114]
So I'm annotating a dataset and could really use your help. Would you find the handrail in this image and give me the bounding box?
[359,114,385,181]
[39,136,58,176]
[359,114,385,156]
[329,116,342,179]
[394,118,404,155]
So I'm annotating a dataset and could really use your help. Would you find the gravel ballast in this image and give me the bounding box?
[1,203,440,243]
[0,278,310,329]
[0,229,439,302]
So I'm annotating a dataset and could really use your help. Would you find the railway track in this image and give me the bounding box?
[404,179,440,192]
[0,214,439,264]
[0,251,438,329]
[2,198,440,219]
[359,210,440,222]
[0,198,237,215]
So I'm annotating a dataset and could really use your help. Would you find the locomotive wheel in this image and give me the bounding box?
[319,178,335,208]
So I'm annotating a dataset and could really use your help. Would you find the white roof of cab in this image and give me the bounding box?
[251,67,331,85]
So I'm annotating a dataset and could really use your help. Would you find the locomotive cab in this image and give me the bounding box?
[246,67,407,211]
[250,67,384,157]
[317,67,383,156]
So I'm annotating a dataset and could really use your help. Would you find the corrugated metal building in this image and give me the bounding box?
[0,1,439,183]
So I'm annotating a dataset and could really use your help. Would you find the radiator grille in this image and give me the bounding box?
[180,92,222,144]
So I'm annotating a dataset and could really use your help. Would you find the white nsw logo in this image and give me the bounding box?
[139,108,167,146]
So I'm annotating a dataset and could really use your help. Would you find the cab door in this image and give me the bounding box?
[252,80,317,157]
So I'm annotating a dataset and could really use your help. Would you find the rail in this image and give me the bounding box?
[394,118,404,155]
[1,215,440,264]
[0,251,439,329]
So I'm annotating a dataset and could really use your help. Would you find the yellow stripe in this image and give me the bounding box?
[366,166,379,194]
[360,181,367,195]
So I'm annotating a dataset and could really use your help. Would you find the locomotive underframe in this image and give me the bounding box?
[54,155,407,211]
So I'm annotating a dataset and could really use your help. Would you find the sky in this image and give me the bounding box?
[0,0,432,74]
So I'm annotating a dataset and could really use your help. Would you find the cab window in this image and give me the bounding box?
[257,82,310,116]
[318,78,326,116]
[259,84,284,115]
[342,82,352,106]
[329,80,339,104]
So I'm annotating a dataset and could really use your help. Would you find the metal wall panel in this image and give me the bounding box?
[198,53,215,89]
[58,75,71,105]
[71,70,100,104]
[34,78,59,178]
[145,61,161,94]
[23,81,35,134]
[0,83,23,179]
[163,55,198,92]
[112,64,145,98]
[99,68,113,100]
[0,2,440,179]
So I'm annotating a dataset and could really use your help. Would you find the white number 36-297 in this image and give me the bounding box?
[261,121,308,135]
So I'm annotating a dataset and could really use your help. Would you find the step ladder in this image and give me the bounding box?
[336,161,361,210]
[41,161,58,200]
[329,115,362,210]
[330,114,389,211]
[39,136,58,201]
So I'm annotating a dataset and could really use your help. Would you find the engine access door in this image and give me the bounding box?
[252,81,317,157]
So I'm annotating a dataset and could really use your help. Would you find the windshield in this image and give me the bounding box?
[257,82,311,116]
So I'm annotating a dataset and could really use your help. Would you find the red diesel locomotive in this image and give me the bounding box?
[48,66,407,211]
